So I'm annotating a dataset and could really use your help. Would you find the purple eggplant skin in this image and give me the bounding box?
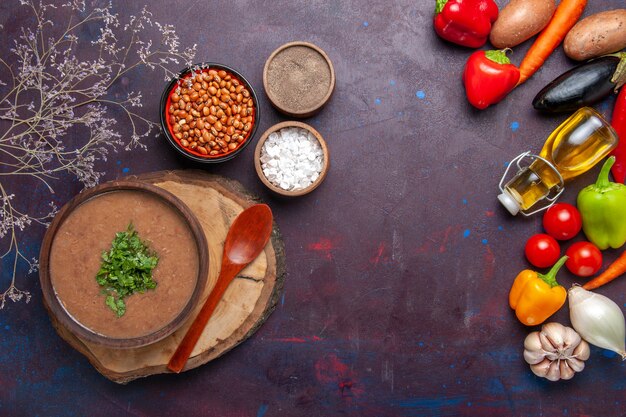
[532,56,620,113]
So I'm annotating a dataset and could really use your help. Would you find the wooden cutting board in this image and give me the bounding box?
[46,171,285,384]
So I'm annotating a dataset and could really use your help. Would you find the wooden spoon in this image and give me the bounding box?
[167,204,273,373]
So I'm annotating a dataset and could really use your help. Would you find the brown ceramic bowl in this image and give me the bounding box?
[39,180,208,349]
[254,121,329,197]
[263,42,335,118]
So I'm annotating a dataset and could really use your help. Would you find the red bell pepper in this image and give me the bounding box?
[610,87,626,183]
[434,0,499,48]
[463,49,520,110]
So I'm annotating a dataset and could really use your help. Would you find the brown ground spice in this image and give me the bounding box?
[266,46,331,113]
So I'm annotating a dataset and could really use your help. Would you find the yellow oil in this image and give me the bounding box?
[504,108,618,212]
[505,159,559,211]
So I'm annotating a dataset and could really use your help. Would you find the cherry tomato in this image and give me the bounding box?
[525,234,561,268]
[565,241,603,277]
[542,203,582,240]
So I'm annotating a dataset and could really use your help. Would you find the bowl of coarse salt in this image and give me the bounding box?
[254,121,329,196]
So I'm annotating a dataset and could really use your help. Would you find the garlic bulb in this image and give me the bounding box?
[569,286,626,359]
[523,322,590,381]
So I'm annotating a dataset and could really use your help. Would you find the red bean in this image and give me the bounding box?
[168,69,254,157]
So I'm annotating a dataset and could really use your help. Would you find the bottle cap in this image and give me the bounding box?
[498,191,520,216]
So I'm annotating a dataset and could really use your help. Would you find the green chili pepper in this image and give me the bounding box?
[577,156,626,250]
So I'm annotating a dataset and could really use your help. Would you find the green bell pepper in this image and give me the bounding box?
[577,156,626,250]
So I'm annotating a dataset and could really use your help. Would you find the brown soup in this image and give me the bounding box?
[49,190,199,339]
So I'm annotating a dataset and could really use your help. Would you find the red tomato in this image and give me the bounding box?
[565,241,603,277]
[543,203,582,240]
[525,234,561,268]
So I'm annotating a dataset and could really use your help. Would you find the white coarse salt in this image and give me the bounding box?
[260,127,325,191]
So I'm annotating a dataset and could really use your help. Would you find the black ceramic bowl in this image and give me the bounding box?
[160,63,260,163]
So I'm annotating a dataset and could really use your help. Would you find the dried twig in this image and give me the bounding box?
[0,0,196,309]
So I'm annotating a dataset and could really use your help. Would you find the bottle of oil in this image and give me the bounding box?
[499,107,618,216]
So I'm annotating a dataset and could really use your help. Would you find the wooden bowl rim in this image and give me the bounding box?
[262,41,335,118]
[38,180,209,349]
[254,121,330,197]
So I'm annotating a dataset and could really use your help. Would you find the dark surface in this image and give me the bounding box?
[1,1,625,416]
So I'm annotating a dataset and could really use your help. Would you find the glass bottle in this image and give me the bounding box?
[499,107,619,216]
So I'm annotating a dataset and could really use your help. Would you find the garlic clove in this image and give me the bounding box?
[530,359,551,378]
[562,325,582,348]
[561,326,582,356]
[566,357,586,373]
[539,331,557,351]
[542,322,566,349]
[524,331,543,352]
[546,360,561,381]
[524,332,547,364]
[573,339,591,361]
[559,360,575,380]
[524,349,547,365]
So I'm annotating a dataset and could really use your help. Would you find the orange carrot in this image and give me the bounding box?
[517,0,587,85]
[583,250,626,290]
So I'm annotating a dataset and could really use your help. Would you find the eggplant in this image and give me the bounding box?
[532,54,625,113]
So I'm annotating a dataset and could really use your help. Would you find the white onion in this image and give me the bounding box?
[568,286,626,360]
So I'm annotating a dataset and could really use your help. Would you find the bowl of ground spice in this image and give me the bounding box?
[263,42,335,118]
[160,63,259,163]
[254,121,329,196]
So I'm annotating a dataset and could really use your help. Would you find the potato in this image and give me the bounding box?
[490,0,556,49]
[564,10,626,61]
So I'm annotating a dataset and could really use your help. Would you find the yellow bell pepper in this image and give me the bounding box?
[509,256,568,326]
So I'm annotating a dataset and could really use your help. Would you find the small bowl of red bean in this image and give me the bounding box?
[160,63,259,163]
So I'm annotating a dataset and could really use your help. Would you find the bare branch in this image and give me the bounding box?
[0,0,195,308]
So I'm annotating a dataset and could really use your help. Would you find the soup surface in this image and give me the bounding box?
[50,190,199,339]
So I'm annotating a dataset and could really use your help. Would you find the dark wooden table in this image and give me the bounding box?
[1,1,624,416]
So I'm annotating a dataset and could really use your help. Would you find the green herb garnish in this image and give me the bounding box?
[96,223,158,317]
